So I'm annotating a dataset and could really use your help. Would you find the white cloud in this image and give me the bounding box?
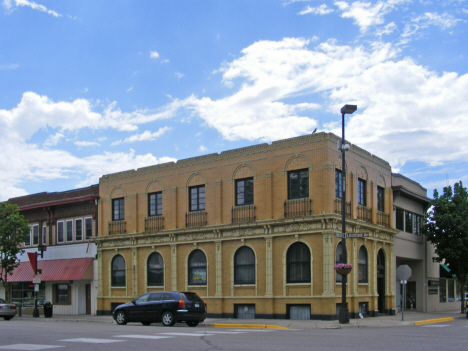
[74,141,100,147]
[3,0,61,17]
[44,132,65,146]
[412,12,462,30]
[299,4,334,15]
[175,72,184,79]
[112,127,171,145]
[199,145,207,152]
[0,63,19,70]
[150,51,159,59]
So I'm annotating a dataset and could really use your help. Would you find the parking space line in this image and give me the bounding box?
[0,345,64,351]
[114,335,173,340]
[58,338,124,344]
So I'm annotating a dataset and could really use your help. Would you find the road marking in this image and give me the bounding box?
[114,335,173,340]
[421,325,450,328]
[0,345,63,351]
[58,338,124,344]
[194,331,247,334]
[157,332,215,336]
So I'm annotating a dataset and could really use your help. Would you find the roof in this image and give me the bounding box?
[5,258,93,282]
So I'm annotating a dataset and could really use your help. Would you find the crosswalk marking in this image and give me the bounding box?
[58,338,124,344]
[157,332,215,336]
[114,335,172,340]
[0,345,64,351]
[191,331,246,334]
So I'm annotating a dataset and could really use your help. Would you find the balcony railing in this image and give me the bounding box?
[145,216,164,232]
[377,211,390,227]
[109,220,126,235]
[185,211,207,228]
[334,198,351,218]
[357,205,372,223]
[232,205,256,224]
[284,198,312,218]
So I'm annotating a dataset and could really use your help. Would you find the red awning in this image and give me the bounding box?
[6,258,93,282]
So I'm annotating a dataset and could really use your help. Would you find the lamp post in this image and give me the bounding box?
[32,243,46,318]
[339,104,357,324]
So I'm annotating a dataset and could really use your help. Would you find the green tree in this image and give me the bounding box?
[0,203,29,302]
[423,181,468,313]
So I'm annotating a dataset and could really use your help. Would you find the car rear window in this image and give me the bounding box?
[0,298,6,304]
[180,292,202,302]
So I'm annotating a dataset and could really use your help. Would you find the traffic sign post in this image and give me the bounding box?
[396,265,412,321]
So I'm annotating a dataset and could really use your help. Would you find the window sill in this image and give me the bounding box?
[188,285,207,288]
[286,282,311,286]
[111,286,126,289]
[234,284,256,287]
[358,282,369,285]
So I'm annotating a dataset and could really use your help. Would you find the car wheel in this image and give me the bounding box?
[186,321,199,327]
[161,311,175,326]
[141,321,152,326]
[4,316,13,321]
[115,311,127,325]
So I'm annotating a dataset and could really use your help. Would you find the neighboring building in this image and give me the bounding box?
[0,185,99,315]
[95,132,398,319]
[392,174,462,312]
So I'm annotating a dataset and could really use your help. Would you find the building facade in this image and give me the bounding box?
[392,174,463,312]
[1,185,99,315]
[95,132,398,319]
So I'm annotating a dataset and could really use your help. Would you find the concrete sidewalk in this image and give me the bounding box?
[13,310,467,329]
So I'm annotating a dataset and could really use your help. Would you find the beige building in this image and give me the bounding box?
[95,132,399,319]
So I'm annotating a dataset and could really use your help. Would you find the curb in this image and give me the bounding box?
[414,317,454,326]
[213,323,289,329]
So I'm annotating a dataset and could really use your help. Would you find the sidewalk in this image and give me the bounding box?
[14,310,466,329]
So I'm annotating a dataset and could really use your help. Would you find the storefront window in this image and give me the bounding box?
[439,279,446,303]
[11,282,45,307]
[448,280,455,302]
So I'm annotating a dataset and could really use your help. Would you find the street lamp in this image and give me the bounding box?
[32,243,46,318]
[339,104,357,324]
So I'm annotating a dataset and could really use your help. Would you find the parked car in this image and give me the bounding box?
[0,298,17,320]
[113,291,207,327]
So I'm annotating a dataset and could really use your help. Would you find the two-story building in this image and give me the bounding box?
[95,132,398,320]
[1,185,99,315]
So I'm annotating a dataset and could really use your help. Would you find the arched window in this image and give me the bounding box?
[358,246,368,283]
[234,246,255,284]
[287,242,311,283]
[147,252,164,286]
[111,255,125,287]
[336,242,344,283]
[188,249,207,285]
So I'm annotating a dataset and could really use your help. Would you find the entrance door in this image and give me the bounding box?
[85,284,91,315]
[377,250,385,314]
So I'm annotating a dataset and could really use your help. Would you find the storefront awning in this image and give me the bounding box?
[5,258,93,282]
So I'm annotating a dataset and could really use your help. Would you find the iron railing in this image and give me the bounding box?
[357,205,372,223]
[145,216,164,232]
[185,211,207,228]
[284,198,312,218]
[377,211,390,227]
[108,220,126,235]
[334,198,351,218]
[232,205,256,223]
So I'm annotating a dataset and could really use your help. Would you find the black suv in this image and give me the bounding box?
[113,291,207,327]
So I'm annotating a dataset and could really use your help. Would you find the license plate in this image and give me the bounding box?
[195,303,199,308]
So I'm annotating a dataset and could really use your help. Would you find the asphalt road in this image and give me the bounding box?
[0,318,467,351]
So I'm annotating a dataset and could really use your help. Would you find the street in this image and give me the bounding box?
[0,318,467,351]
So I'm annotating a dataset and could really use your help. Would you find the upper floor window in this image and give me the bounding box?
[414,214,421,235]
[188,249,207,285]
[32,224,39,246]
[377,186,385,212]
[358,179,366,206]
[66,220,73,242]
[112,198,125,221]
[236,178,254,206]
[75,219,83,241]
[189,185,205,212]
[358,246,368,283]
[396,208,404,231]
[287,242,311,283]
[288,169,309,200]
[234,246,255,285]
[85,217,93,240]
[57,221,64,243]
[335,169,342,198]
[405,211,413,233]
[111,255,126,287]
[147,252,164,286]
[42,226,47,245]
[148,192,162,217]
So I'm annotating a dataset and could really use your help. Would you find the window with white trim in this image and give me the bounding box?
[32,224,39,246]
[75,219,83,241]
[66,220,73,242]
[42,226,47,245]
[57,221,64,243]
[85,217,93,240]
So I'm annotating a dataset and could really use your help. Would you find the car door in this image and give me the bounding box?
[145,292,163,322]
[127,293,150,322]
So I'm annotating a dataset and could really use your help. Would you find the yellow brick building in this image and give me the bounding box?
[95,132,398,319]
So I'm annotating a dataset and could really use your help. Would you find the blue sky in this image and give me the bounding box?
[1,0,467,201]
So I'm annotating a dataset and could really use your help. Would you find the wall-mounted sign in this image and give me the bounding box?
[428,289,439,295]
[335,233,369,238]
[428,280,440,287]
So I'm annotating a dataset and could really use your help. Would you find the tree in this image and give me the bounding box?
[0,203,29,302]
[423,181,468,313]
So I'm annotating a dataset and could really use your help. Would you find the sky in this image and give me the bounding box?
[1,0,467,202]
